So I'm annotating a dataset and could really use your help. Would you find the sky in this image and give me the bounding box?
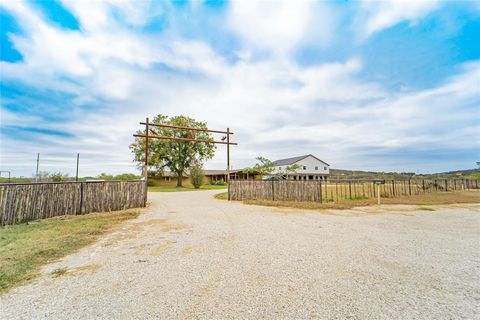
[0,0,479,177]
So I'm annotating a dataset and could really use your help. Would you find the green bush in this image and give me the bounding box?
[190,164,204,189]
[50,172,68,182]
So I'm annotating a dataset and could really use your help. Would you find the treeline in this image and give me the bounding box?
[0,172,142,183]
[330,168,480,180]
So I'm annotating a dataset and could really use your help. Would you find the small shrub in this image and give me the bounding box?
[50,172,68,182]
[190,164,204,189]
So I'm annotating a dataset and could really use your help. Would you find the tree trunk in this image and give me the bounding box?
[176,170,184,187]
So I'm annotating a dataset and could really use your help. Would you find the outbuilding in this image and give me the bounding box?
[273,154,330,180]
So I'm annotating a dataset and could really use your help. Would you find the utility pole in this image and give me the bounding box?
[35,153,40,182]
[75,153,80,182]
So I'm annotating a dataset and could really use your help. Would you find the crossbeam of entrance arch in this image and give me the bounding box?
[134,117,238,203]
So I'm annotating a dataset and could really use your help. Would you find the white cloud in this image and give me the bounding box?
[60,0,161,31]
[1,0,478,176]
[359,0,440,38]
[228,0,335,57]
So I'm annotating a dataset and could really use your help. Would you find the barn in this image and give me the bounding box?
[273,154,330,180]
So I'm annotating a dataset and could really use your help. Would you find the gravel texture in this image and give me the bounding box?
[1,190,479,319]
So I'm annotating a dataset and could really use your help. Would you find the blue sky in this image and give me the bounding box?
[0,0,479,177]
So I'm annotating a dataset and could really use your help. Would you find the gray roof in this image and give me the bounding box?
[274,154,330,166]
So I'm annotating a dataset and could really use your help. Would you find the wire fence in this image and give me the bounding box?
[229,178,479,202]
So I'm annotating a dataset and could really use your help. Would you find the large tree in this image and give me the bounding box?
[130,115,216,186]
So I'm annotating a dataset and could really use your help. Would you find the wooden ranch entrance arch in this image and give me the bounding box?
[134,118,238,202]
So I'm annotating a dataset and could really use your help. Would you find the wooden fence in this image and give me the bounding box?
[0,180,146,226]
[229,178,479,203]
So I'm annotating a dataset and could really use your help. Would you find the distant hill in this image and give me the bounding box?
[330,168,480,180]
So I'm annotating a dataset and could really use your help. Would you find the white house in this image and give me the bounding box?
[274,154,330,180]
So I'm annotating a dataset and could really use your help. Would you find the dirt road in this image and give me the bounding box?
[1,190,479,319]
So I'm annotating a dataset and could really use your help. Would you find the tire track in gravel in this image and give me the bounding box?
[180,198,239,319]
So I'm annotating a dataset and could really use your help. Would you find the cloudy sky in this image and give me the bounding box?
[0,0,479,177]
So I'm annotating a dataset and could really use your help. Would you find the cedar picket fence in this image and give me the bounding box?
[0,180,146,226]
[229,178,479,203]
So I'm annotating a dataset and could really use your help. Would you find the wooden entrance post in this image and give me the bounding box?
[134,119,237,203]
[227,127,230,200]
[143,117,149,206]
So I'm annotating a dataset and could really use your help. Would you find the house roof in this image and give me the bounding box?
[274,154,330,166]
[159,168,258,177]
[203,169,250,176]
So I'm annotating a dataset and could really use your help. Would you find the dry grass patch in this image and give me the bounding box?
[214,192,228,200]
[0,210,140,295]
[219,191,480,211]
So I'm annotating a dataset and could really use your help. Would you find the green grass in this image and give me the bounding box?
[0,210,139,295]
[148,184,227,192]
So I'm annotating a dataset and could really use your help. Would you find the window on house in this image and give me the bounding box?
[303,166,306,170]
[324,166,327,170]
[315,166,318,170]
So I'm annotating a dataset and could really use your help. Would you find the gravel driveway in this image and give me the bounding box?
[1,190,479,319]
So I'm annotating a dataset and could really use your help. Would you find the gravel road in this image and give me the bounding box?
[1,190,479,319]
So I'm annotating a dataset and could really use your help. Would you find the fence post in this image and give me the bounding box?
[79,182,84,214]
[319,181,322,204]
[335,180,338,202]
[392,180,395,197]
[408,179,411,196]
[349,181,352,200]
[228,181,231,201]
[444,179,448,192]
[377,183,381,205]
[271,179,275,201]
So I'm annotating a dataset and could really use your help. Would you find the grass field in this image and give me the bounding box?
[215,191,480,210]
[148,184,227,192]
[0,210,140,295]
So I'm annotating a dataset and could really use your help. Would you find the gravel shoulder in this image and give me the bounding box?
[1,190,479,319]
